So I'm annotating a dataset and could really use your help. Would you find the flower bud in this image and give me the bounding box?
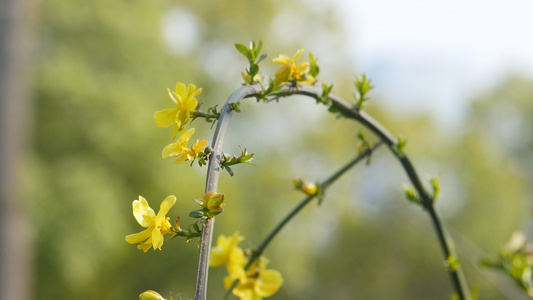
[294,178,318,195]
[203,192,225,212]
[301,182,318,195]
[139,290,166,300]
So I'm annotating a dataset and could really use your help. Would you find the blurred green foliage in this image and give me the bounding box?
[26,0,532,299]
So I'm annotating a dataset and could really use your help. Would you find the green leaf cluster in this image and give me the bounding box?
[220,147,255,176]
[235,41,267,85]
[354,74,373,109]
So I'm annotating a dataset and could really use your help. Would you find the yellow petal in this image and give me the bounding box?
[181,127,195,140]
[233,279,258,300]
[294,62,310,79]
[228,246,245,266]
[191,87,202,99]
[175,82,187,98]
[300,75,316,85]
[162,143,184,158]
[125,227,153,244]
[174,154,188,164]
[132,196,155,227]
[291,48,304,61]
[186,84,202,100]
[137,241,152,252]
[184,97,198,112]
[254,269,283,297]
[192,139,208,154]
[272,54,290,65]
[151,227,163,250]
[167,88,178,104]
[155,195,176,225]
[171,124,180,140]
[274,63,293,86]
[223,275,238,290]
[210,246,228,267]
[154,109,179,128]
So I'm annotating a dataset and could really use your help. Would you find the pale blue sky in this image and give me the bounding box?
[337,0,533,126]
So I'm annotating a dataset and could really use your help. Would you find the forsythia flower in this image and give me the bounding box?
[224,257,284,300]
[272,49,315,86]
[139,290,167,300]
[125,195,176,252]
[161,128,208,164]
[211,232,283,300]
[154,82,202,139]
[210,232,246,277]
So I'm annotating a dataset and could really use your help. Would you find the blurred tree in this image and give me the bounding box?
[0,0,39,299]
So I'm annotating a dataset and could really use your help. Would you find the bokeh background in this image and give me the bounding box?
[2,0,533,299]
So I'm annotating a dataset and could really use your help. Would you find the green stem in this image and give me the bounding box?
[287,84,471,299]
[259,141,383,254]
[197,83,469,300]
[222,141,383,300]
[194,85,262,300]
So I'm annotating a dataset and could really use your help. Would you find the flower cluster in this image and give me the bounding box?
[154,81,208,165]
[210,232,283,300]
[272,49,316,86]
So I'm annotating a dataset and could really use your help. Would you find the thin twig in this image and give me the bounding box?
[223,141,383,300]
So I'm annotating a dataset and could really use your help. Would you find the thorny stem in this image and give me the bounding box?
[195,83,470,300]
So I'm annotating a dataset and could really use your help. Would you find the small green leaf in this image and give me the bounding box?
[253,40,263,59]
[257,53,268,64]
[229,102,241,112]
[189,210,205,218]
[429,177,440,201]
[225,166,234,176]
[319,83,333,106]
[235,43,252,62]
[193,198,204,206]
[249,63,259,77]
[403,185,419,204]
[354,74,373,109]
[309,52,319,77]
[192,222,201,232]
[445,255,461,271]
[392,137,407,157]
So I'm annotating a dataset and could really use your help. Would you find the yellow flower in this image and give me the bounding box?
[154,82,202,139]
[224,257,283,300]
[210,232,246,278]
[125,195,176,252]
[187,138,209,161]
[272,49,314,86]
[161,128,208,164]
[139,290,167,300]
